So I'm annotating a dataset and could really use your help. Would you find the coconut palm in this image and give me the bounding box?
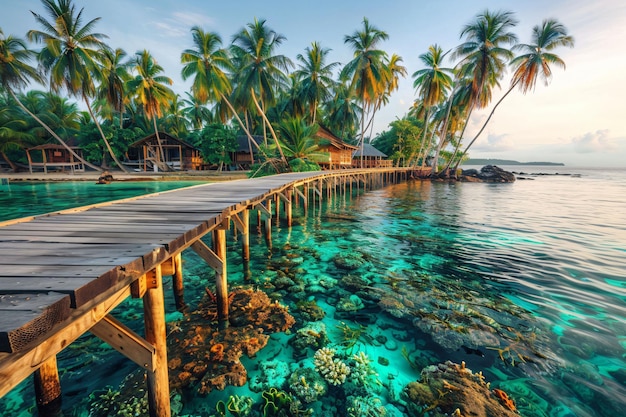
[294,42,339,123]
[341,17,390,166]
[181,26,263,161]
[0,93,34,171]
[452,18,574,170]
[96,47,131,129]
[127,49,175,170]
[28,0,130,172]
[0,28,101,171]
[440,10,518,175]
[323,79,361,140]
[182,92,213,131]
[276,117,324,161]
[412,44,453,167]
[230,19,292,163]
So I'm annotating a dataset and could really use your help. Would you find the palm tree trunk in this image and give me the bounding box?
[83,93,131,173]
[250,89,288,167]
[1,151,18,172]
[431,88,456,174]
[152,118,171,172]
[7,87,102,172]
[438,101,476,176]
[414,107,430,168]
[452,82,518,171]
[221,93,263,163]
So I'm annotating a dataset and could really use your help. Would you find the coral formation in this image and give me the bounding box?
[167,288,295,395]
[349,351,380,387]
[402,361,519,417]
[288,367,328,403]
[313,347,351,386]
[295,299,326,321]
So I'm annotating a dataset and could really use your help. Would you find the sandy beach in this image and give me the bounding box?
[0,169,249,183]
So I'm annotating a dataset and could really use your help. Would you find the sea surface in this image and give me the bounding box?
[0,167,624,417]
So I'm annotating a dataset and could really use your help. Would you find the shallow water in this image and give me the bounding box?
[0,180,206,222]
[1,168,625,416]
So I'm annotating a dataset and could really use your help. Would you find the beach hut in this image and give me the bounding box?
[127,132,204,171]
[352,143,392,168]
[230,135,264,170]
[26,143,85,174]
[315,125,358,169]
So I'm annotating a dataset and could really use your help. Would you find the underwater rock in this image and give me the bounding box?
[402,361,519,417]
[336,294,365,312]
[332,252,366,270]
[339,274,372,292]
[295,299,326,321]
[290,322,329,357]
[346,395,387,417]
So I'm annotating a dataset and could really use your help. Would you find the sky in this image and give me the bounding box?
[2,0,626,168]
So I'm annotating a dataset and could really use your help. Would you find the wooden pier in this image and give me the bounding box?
[0,168,416,416]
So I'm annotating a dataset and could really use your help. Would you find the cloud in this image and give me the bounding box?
[472,133,514,152]
[570,129,616,153]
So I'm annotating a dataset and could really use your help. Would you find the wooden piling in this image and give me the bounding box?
[212,228,229,324]
[142,266,171,417]
[172,253,185,311]
[34,355,62,416]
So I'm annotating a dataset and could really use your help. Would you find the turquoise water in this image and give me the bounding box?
[1,168,625,416]
[0,180,206,222]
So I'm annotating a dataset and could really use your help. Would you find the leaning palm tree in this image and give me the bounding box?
[28,0,130,172]
[452,18,574,170]
[341,17,390,167]
[0,28,101,171]
[412,44,453,167]
[439,9,518,175]
[180,26,262,161]
[127,49,175,171]
[294,42,340,124]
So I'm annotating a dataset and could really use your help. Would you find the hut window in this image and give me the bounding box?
[53,151,62,157]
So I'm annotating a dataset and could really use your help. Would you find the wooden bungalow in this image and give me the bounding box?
[315,125,358,169]
[231,135,264,170]
[127,132,204,172]
[26,143,85,174]
[352,143,393,168]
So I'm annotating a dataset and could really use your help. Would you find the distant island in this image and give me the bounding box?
[462,158,565,166]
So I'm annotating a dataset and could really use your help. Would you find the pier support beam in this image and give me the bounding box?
[34,355,62,417]
[142,266,171,417]
[172,253,185,311]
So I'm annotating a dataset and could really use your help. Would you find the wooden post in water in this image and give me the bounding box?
[172,253,185,311]
[143,266,171,417]
[213,228,229,324]
[34,355,62,416]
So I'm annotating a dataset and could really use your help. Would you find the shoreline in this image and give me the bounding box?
[0,170,249,183]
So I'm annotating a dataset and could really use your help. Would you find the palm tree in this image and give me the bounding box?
[452,18,574,170]
[230,18,293,160]
[440,9,518,175]
[0,28,101,171]
[276,117,324,161]
[28,0,130,172]
[323,79,361,140]
[294,42,339,123]
[341,17,390,166]
[127,49,175,171]
[182,92,213,130]
[96,47,131,129]
[180,26,261,160]
[0,93,34,171]
[412,44,453,167]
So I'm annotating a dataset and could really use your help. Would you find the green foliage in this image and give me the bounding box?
[192,123,238,167]
[288,158,320,173]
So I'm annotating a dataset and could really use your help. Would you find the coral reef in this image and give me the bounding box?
[313,347,351,386]
[402,361,519,417]
[295,299,326,321]
[167,288,295,395]
[248,360,291,393]
[289,322,329,357]
[288,367,328,403]
[349,351,380,388]
[346,395,387,417]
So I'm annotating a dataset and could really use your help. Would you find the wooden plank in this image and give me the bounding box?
[0,293,71,353]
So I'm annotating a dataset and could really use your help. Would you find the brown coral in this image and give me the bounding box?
[492,389,516,412]
[209,343,225,361]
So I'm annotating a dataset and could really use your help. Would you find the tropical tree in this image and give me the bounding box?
[182,92,213,130]
[0,28,101,171]
[181,26,262,161]
[230,18,293,162]
[127,49,175,170]
[294,42,339,123]
[451,18,574,170]
[28,0,130,172]
[0,93,34,171]
[341,17,390,166]
[439,9,518,174]
[96,47,131,129]
[412,44,453,168]
[323,79,361,140]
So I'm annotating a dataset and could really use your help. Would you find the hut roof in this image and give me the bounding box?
[315,125,358,150]
[130,132,199,150]
[352,143,387,158]
[27,143,81,151]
